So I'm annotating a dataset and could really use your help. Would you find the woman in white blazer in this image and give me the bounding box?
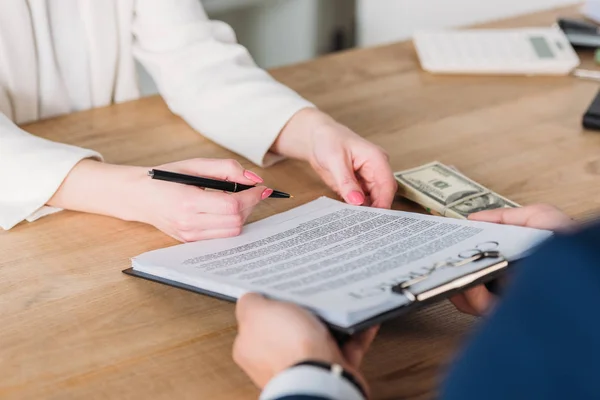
[0,0,396,241]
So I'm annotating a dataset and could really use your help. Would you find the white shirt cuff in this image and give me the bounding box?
[25,205,63,223]
[260,365,365,400]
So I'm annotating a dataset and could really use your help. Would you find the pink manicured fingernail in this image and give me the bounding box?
[261,188,273,200]
[347,191,365,205]
[244,170,263,183]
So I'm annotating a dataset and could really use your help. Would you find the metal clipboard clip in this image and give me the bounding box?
[391,251,508,303]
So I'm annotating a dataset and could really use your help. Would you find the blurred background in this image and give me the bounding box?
[138,0,581,94]
[204,0,581,67]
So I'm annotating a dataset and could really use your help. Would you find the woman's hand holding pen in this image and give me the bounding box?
[48,158,271,242]
[131,159,273,242]
[273,108,398,209]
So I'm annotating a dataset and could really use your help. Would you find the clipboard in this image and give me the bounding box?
[123,250,513,338]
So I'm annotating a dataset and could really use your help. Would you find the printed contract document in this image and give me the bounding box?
[130,197,551,329]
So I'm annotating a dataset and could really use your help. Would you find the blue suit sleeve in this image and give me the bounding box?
[442,224,600,400]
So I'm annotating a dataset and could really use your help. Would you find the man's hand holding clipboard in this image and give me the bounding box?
[452,205,574,315]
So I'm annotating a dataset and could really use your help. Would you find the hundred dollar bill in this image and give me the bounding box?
[394,161,519,219]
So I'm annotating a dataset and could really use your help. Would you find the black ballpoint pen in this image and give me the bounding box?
[148,169,292,199]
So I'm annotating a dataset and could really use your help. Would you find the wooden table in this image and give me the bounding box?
[2,6,600,400]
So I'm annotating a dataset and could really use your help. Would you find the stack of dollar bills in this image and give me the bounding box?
[394,161,519,219]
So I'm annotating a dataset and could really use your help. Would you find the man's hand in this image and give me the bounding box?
[233,293,377,393]
[450,204,574,315]
[272,108,397,209]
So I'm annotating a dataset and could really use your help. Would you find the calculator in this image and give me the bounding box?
[413,28,580,75]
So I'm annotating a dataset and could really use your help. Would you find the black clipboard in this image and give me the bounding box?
[122,250,512,338]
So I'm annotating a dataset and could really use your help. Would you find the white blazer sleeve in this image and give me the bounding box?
[131,0,315,167]
[0,113,102,230]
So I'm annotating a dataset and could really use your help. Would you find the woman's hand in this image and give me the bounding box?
[49,158,271,242]
[273,108,397,209]
[129,158,272,241]
[234,293,377,393]
[450,204,575,316]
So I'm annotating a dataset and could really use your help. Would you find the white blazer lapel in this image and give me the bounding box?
[29,0,71,119]
[79,0,118,107]
[114,0,139,103]
[0,86,12,120]
[0,1,38,123]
